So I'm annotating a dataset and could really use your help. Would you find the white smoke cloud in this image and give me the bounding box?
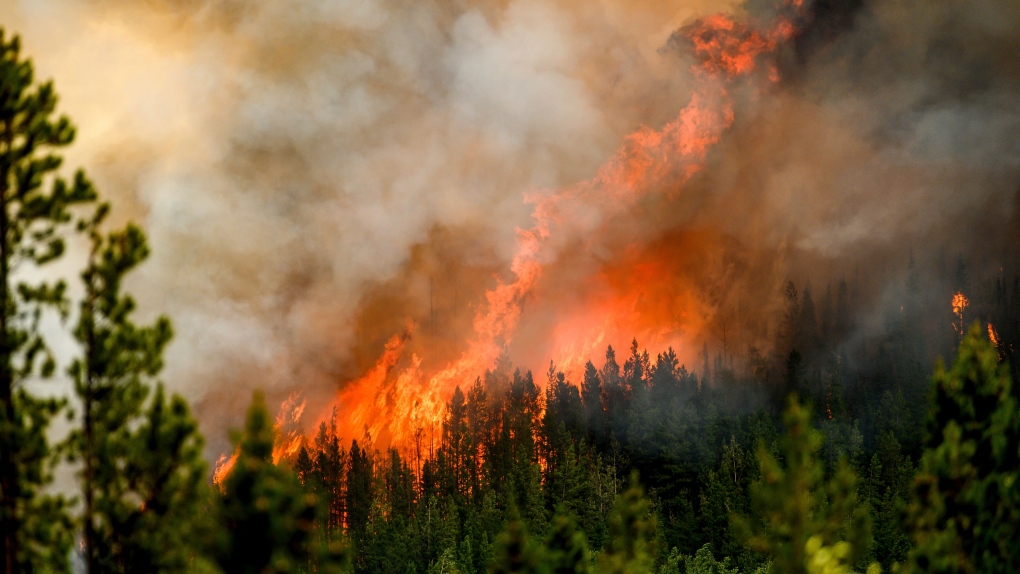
[0,0,739,453]
[11,0,1015,460]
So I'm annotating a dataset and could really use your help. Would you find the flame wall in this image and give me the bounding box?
[3,0,1019,457]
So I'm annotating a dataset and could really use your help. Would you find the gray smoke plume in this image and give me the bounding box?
[1,0,741,454]
[2,0,1018,458]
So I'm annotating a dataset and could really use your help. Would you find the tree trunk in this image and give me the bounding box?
[0,118,18,573]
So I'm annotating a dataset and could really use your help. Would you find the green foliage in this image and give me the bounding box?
[490,508,543,574]
[684,544,740,574]
[599,472,657,574]
[733,396,871,574]
[431,547,467,574]
[543,509,592,574]
[218,392,349,574]
[84,385,215,571]
[904,323,1020,574]
[68,205,211,572]
[5,391,73,571]
[0,26,97,571]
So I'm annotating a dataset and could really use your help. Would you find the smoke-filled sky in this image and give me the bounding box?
[2,0,1018,456]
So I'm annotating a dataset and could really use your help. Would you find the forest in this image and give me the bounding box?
[2,17,1020,574]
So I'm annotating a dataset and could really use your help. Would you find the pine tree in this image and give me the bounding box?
[732,396,872,574]
[679,544,741,574]
[218,392,348,574]
[347,439,374,541]
[0,28,97,572]
[905,323,1020,573]
[110,386,218,571]
[581,362,604,447]
[68,208,215,571]
[543,508,591,574]
[599,472,657,574]
[489,508,542,574]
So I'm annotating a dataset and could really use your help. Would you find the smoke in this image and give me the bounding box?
[2,0,1018,455]
[686,0,1020,346]
[0,0,740,453]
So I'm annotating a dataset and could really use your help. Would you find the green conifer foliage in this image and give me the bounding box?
[543,508,592,574]
[69,206,210,572]
[489,508,542,574]
[599,472,657,574]
[218,392,348,574]
[0,27,98,572]
[104,386,216,571]
[733,396,871,574]
[905,323,1020,574]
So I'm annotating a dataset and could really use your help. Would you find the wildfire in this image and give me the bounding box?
[212,391,309,487]
[212,452,236,488]
[952,291,969,341]
[214,1,809,475]
[988,323,999,347]
[272,392,307,463]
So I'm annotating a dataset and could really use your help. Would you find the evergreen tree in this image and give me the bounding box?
[905,323,1020,573]
[543,508,591,574]
[218,392,347,574]
[799,283,819,361]
[0,28,97,572]
[347,439,374,541]
[69,205,212,572]
[581,362,604,447]
[104,386,217,571]
[599,472,657,574]
[677,544,741,574]
[733,396,872,574]
[782,281,802,358]
[489,508,542,574]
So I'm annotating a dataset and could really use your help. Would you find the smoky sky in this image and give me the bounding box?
[2,0,1018,456]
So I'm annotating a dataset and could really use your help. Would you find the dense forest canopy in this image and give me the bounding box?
[1,0,1019,572]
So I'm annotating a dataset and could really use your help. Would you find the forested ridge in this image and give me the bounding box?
[2,25,1020,574]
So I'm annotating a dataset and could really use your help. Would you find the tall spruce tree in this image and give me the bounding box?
[489,508,542,574]
[69,206,214,571]
[543,508,592,574]
[0,28,97,572]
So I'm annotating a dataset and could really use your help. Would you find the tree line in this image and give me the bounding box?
[3,26,1020,574]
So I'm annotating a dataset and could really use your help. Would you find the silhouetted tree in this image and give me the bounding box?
[0,28,98,572]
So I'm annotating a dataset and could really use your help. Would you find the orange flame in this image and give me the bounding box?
[212,391,309,486]
[952,291,969,341]
[952,292,969,316]
[212,452,236,487]
[271,392,307,464]
[988,323,999,347]
[267,3,807,457]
